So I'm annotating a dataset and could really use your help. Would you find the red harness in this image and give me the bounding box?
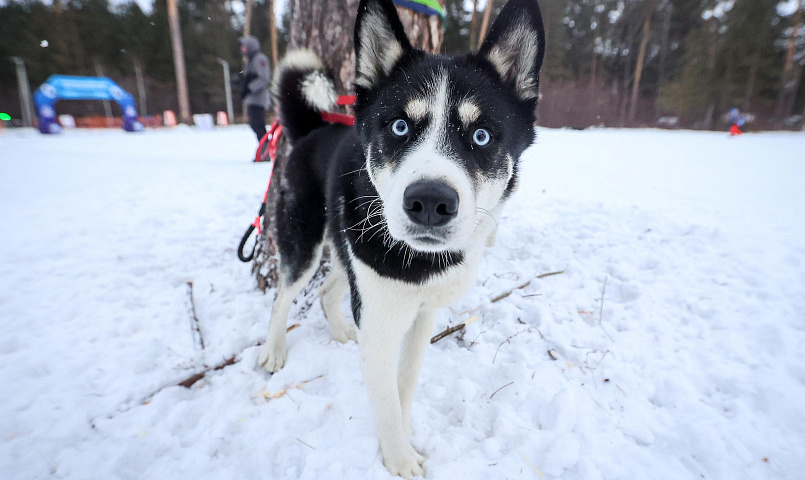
[238,96,356,262]
[320,95,357,127]
[255,95,356,163]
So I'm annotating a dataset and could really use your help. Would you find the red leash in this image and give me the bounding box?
[254,121,284,163]
[238,96,355,262]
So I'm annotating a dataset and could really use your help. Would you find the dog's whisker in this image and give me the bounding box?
[356,214,386,243]
[366,220,388,242]
[346,198,385,238]
[356,222,378,242]
[340,166,366,178]
[476,207,499,231]
[345,215,374,231]
[347,194,377,203]
[356,199,381,210]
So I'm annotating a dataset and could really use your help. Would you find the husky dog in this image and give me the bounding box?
[258,0,544,476]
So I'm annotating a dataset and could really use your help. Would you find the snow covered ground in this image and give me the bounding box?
[1,125,804,480]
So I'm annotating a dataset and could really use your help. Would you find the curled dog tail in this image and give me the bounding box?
[271,49,338,142]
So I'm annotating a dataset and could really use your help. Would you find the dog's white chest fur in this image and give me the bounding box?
[349,242,484,311]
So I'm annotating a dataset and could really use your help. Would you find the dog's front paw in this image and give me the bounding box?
[343,324,358,343]
[257,341,287,373]
[382,441,425,479]
[331,323,358,344]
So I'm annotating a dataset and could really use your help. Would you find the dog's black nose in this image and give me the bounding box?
[403,181,459,226]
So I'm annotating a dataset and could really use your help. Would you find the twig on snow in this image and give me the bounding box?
[431,270,564,344]
[296,437,316,450]
[185,279,206,350]
[489,381,514,399]
[256,375,325,402]
[176,324,301,389]
[91,348,251,427]
[147,320,305,393]
[548,348,574,369]
[492,328,532,364]
[519,452,546,479]
[489,270,564,304]
[430,315,480,344]
[91,325,307,428]
[598,277,614,342]
[177,354,238,388]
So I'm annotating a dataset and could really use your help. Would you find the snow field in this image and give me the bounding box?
[1,125,804,479]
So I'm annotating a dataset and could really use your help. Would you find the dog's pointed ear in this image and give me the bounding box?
[478,0,546,102]
[354,0,413,91]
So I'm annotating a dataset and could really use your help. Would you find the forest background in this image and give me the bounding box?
[1,0,804,130]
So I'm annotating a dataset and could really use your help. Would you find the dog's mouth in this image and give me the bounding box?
[402,227,453,252]
[413,234,446,245]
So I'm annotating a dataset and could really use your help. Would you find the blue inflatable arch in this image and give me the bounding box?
[33,75,143,134]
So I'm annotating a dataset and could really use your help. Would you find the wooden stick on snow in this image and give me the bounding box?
[429,270,564,344]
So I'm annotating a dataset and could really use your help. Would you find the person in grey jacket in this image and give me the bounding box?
[239,36,271,141]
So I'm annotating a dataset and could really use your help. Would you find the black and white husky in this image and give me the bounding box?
[257,0,544,476]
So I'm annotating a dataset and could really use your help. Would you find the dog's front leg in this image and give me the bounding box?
[358,297,425,478]
[398,308,436,436]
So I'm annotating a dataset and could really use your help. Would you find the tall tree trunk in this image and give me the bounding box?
[12,57,35,128]
[469,0,480,50]
[618,9,635,126]
[268,0,279,68]
[774,0,803,118]
[792,63,804,115]
[252,0,445,291]
[800,85,805,117]
[654,2,672,118]
[286,0,359,94]
[242,0,255,120]
[244,0,254,36]
[703,17,718,129]
[167,0,191,124]
[397,7,443,54]
[720,58,734,121]
[743,46,761,112]
[478,0,495,50]
[285,0,443,112]
[703,104,715,128]
[628,10,652,124]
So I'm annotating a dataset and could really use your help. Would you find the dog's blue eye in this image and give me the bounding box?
[473,128,491,146]
[391,119,409,137]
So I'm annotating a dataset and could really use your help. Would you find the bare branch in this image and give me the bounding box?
[185,279,206,350]
[598,277,615,342]
[430,271,564,344]
[430,316,479,344]
[490,381,514,399]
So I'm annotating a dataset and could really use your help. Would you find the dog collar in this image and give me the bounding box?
[320,95,356,126]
